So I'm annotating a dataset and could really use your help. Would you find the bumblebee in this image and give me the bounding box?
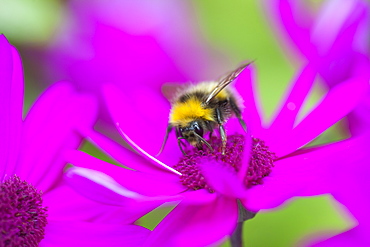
[158,63,250,155]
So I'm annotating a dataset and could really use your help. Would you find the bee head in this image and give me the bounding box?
[179,120,204,147]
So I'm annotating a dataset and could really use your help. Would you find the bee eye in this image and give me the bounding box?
[194,124,203,137]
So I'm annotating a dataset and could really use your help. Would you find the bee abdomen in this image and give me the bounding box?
[178,91,207,103]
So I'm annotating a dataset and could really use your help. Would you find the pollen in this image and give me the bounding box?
[170,97,214,125]
[174,134,276,192]
[0,175,48,246]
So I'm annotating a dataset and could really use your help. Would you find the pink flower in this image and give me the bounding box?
[38,0,224,138]
[265,0,370,134]
[0,35,150,246]
[42,0,221,95]
[65,62,368,246]
[295,131,370,246]
[266,0,370,244]
[265,0,369,78]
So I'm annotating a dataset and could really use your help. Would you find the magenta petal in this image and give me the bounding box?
[280,75,369,156]
[320,134,370,243]
[3,46,24,178]
[310,0,366,59]
[269,64,316,133]
[58,0,190,92]
[275,0,316,59]
[44,182,155,224]
[65,167,155,206]
[199,158,247,198]
[265,64,317,156]
[103,83,184,168]
[244,145,341,211]
[180,189,218,205]
[42,221,150,247]
[16,82,73,180]
[330,148,370,228]
[347,55,370,134]
[18,82,98,192]
[237,131,252,181]
[65,150,186,196]
[83,128,177,176]
[0,35,17,179]
[235,63,264,137]
[145,196,238,247]
[64,166,184,207]
[35,95,97,192]
[245,133,370,211]
[117,127,183,176]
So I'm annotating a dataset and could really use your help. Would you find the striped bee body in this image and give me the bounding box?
[158,63,250,155]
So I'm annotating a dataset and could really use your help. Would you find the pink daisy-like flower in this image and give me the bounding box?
[65,61,368,246]
[265,0,370,244]
[265,0,369,79]
[265,0,370,135]
[295,131,370,247]
[39,0,224,139]
[42,0,220,94]
[0,35,151,246]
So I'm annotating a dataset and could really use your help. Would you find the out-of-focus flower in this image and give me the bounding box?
[265,0,369,81]
[295,131,370,247]
[42,0,222,95]
[37,0,225,140]
[65,62,368,246]
[265,0,370,133]
[265,0,370,245]
[0,35,150,246]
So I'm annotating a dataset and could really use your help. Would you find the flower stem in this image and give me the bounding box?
[230,200,257,247]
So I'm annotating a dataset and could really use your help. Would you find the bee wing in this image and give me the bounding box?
[204,62,252,105]
[161,83,190,103]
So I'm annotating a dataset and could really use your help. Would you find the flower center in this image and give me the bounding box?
[0,175,48,246]
[174,134,276,192]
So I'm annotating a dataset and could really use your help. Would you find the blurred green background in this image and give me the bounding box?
[0,0,355,246]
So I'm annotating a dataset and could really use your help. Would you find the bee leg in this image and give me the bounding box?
[177,137,187,156]
[230,97,247,132]
[176,128,187,149]
[193,132,214,152]
[219,125,227,155]
[216,107,227,155]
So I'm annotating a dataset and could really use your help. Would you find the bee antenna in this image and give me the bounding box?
[156,124,173,157]
[193,132,214,152]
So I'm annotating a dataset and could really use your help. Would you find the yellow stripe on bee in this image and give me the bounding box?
[170,97,214,125]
